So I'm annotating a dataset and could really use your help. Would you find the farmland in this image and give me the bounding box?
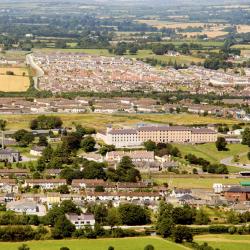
[0,113,238,131]
[0,237,191,250]
[0,67,30,92]
[194,234,250,250]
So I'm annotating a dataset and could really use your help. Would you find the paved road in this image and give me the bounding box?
[220,152,250,169]
[26,54,44,90]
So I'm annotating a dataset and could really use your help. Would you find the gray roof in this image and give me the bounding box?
[66,213,95,221]
[226,186,250,193]
[109,129,137,135]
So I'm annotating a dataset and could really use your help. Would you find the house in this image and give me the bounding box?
[30,146,46,157]
[0,168,30,177]
[66,213,95,229]
[6,199,46,216]
[170,188,192,198]
[71,179,116,192]
[0,179,18,193]
[117,182,150,191]
[24,179,67,190]
[224,186,250,202]
[106,150,154,163]
[0,148,20,163]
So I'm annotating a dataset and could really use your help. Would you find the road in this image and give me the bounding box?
[26,54,44,90]
[220,152,250,169]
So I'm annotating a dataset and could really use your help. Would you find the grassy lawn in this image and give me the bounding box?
[0,237,191,250]
[194,234,250,250]
[174,143,249,164]
[154,177,248,189]
[0,113,238,131]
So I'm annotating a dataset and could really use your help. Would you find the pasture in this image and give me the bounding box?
[0,67,30,92]
[0,113,238,130]
[194,234,250,250]
[0,237,191,250]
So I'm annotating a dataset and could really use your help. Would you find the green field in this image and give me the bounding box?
[154,176,248,189]
[0,113,238,131]
[195,234,250,250]
[0,237,191,250]
[174,143,249,164]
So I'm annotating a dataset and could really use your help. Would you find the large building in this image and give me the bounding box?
[0,148,20,163]
[97,125,217,147]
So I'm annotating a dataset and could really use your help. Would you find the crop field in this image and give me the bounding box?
[0,113,238,131]
[136,20,208,29]
[237,24,250,34]
[0,237,191,250]
[0,67,30,92]
[154,176,248,189]
[194,234,250,250]
[136,20,228,38]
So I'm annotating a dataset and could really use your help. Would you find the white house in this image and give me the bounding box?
[66,213,95,229]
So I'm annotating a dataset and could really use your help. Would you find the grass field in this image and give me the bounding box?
[0,67,30,92]
[0,237,191,250]
[0,113,238,130]
[174,143,249,164]
[154,177,248,189]
[195,234,250,250]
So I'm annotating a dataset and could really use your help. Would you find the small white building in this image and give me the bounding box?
[66,213,95,229]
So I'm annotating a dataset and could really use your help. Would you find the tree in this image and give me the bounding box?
[157,217,174,238]
[13,129,34,147]
[107,208,121,229]
[82,162,106,179]
[99,144,115,156]
[216,137,227,151]
[118,204,150,225]
[62,134,81,151]
[30,115,62,130]
[172,225,193,243]
[144,245,154,250]
[81,136,96,152]
[195,209,209,225]
[129,46,138,55]
[115,156,141,182]
[18,244,30,250]
[52,215,75,239]
[242,128,250,147]
[144,140,156,151]
[108,247,114,250]
[0,119,7,131]
[94,185,105,192]
[57,185,70,194]
[37,135,48,147]
[60,247,70,250]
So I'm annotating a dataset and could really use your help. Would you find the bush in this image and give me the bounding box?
[208,225,229,234]
[144,245,154,250]
[228,226,236,234]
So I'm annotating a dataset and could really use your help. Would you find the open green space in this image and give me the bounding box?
[154,176,248,189]
[0,237,191,250]
[0,113,238,131]
[194,234,250,250]
[174,143,249,164]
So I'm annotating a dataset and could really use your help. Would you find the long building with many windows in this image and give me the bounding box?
[97,125,217,148]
